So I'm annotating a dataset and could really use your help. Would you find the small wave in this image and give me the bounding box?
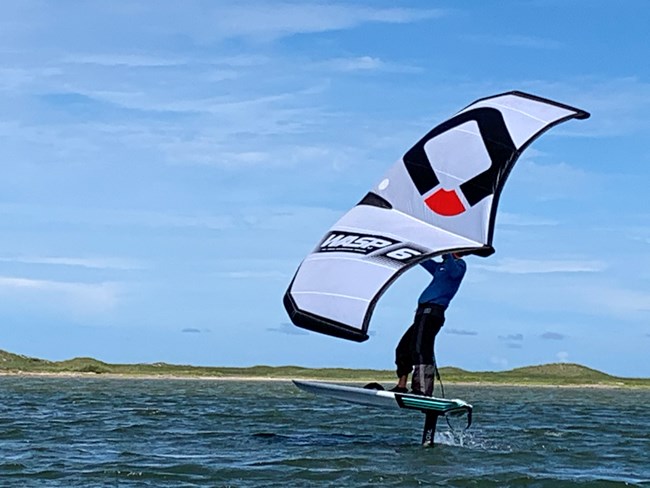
[0,462,27,472]
[0,428,24,440]
[253,432,282,439]
[246,455,358,470]
[109,423,149,433]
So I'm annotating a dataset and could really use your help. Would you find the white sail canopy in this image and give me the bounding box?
[284,91,589,342]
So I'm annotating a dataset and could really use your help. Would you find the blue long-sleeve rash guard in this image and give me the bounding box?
[417,254,467,308]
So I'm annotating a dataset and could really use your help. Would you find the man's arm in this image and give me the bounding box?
[442,253,466,277]
[419,259,439,275]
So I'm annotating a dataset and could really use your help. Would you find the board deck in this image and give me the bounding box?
[293,380,472,417]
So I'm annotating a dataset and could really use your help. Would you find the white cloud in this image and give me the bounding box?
[2,2,446,46]
[267,322,309,335]
[490,356,509,369]
[0,276,119,315]
[517,77,650,137]
[577,285,650,316]
[218,271,287,280]
[463,34,562,49]
[0,204,235,231]
[67,88,302,118]
[0,67,43,90]
[468,271,650,322]
[625,226,650,246]
[207,4,446,41]
[317,56,422,74]
[321,56,385,72]
[556,351,569,362]
[511,159,598,201]
[212,55,272,68]
[497,212,558,226]
[475,258,606,274]
[63,54,188,68]
[0,256,144,270]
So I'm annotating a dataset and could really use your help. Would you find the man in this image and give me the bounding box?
[391,252,467,396]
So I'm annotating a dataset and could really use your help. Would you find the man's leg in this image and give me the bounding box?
[411,364,435,396]
[410,307,444,396]
[393,324,414,391]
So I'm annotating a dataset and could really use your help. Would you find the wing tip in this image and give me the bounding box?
[283,291,370,342]
[479,90,591,120]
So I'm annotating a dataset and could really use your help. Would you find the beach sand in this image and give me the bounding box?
[0,370,637,388]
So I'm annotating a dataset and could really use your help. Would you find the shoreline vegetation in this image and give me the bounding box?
[1,349,648,388]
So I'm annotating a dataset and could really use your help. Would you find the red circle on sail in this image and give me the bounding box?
[425,188,466,216]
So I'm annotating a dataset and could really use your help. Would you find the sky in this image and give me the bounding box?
[1,0,649,377]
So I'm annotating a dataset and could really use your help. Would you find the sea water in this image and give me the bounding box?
[0,377,648,487]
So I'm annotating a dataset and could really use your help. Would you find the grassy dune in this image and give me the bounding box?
[1,349,648,387]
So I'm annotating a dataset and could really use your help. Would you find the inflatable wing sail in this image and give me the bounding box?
[284,91,589,342]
